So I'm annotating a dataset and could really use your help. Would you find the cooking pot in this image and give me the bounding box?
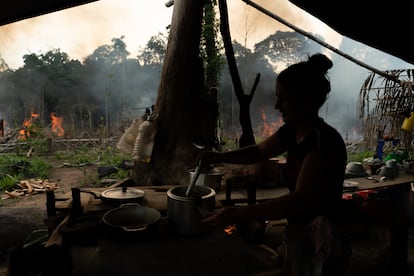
[188,170,225,191]
[167,185,216,236]
[403,159,414,173]
[103,203,161,234]
[80,186,145,205]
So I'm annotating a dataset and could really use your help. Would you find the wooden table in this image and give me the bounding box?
[45,172,414,274]
[343,170,414,191]
[343,171,414,272]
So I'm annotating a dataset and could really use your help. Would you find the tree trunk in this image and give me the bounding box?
[218,0,258,148]
[131,0,205,186]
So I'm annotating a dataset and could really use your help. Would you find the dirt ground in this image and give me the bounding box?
[1,163,99,208]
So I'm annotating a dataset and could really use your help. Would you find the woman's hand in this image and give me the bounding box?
[202,206,244,228]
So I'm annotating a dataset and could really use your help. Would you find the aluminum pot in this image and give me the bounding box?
[80,186,145,205]
[188,170,224,191]
[167,185,216,236]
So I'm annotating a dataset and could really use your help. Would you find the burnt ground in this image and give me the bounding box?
[0,163,413,275]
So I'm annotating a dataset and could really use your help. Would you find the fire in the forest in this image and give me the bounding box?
[260,109,284,137]
[51,112,64,137]
[18,112,64,140]
[19,112,39,140]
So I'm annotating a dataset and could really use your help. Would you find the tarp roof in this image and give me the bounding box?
[289,0,414,65]
[0,0,97,26]
[1,0,413,65]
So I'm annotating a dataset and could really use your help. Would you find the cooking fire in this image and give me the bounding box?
[224,224,237,235]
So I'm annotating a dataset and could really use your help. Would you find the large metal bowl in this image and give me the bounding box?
[103,203,161,233]
[345,162,368,178]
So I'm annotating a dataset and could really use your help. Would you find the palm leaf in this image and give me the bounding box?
[357,69,414,150]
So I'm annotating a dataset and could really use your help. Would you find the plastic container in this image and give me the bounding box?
[401,112,414,132]
[117,118,143,155]
[132,118,156,163]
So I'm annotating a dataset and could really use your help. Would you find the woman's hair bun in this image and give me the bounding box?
[307,53,333,75]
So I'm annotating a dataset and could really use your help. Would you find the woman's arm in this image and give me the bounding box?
[203,148,340,227]
[203,130,287,165]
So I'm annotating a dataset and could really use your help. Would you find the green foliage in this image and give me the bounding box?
[137,33,168,66]
[53,145,129,168]
[96,146,129,166]
[0,174,19,191]
[201,1,225,87]
[29,159,52,179]
[53,147,95,166]
[347,151,374,162]
[29,138,50,155]
[0,154,52,191]
[0,142,131,191]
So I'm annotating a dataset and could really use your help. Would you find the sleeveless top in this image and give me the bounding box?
[278,118,347,223]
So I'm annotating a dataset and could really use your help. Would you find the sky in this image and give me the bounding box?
[0,0,344,70]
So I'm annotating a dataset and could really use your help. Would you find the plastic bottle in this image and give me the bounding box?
[132,116,157,163]
[116,117,143,155]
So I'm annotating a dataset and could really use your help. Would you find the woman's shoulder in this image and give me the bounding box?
[316,120,347,156]
[317,119,345,142]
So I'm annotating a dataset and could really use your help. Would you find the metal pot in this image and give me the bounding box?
[188,171,224,191]
[80,186,145,205]
[103,203,161,233]
[167,185,216,236]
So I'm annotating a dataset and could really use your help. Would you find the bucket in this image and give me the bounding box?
[401,112,414,132]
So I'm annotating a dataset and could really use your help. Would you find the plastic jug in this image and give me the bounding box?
[401,112,414,132]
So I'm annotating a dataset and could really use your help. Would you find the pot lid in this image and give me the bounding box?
[101,187,145,200]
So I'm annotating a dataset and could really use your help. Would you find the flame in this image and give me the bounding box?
[260,109,284,137]
[19,112,39,140]
[51,112,64,137]
[224,224,237,235]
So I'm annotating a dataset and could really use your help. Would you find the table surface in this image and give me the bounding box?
[47,171,414,275]
[54,170,414,214]
[343,170,414,192]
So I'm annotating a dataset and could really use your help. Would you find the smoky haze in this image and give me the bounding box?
[0,0,173,70]
[0,0,412,143]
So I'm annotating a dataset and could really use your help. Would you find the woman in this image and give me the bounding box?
[202,53,349,275]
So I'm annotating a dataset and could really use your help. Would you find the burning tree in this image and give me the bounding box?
[357,69,414,151]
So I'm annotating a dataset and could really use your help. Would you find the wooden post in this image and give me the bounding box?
[132,0,206,185]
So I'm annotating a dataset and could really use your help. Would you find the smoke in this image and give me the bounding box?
[0,0,172,69]
[228,0,342,53]
[0,0,343,69]
[2,0,411,142]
